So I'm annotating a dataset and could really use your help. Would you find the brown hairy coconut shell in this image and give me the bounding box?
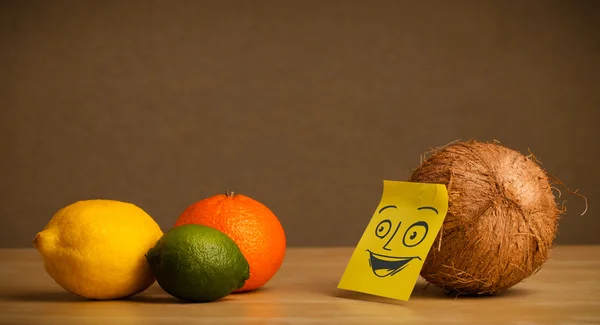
[409,140,560,295]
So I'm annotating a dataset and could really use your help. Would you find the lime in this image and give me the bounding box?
[145,224,250,302]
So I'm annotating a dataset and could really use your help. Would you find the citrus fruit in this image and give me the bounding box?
[33,199,163,300]
[173,191,286,292]
[145,224,250,302]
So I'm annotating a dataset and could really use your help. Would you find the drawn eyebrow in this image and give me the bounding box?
[378,205,397,213]
[417,206,438,214]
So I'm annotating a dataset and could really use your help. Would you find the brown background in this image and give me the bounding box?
[1,1,598,248]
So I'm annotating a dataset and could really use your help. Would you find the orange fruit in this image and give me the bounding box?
[173,191,286,292]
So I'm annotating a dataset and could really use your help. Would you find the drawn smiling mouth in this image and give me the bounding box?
[367,250,421,277]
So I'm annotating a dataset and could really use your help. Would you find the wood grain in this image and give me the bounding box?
[0,247,598,325]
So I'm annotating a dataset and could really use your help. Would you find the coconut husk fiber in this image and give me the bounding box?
[409,140,561,296]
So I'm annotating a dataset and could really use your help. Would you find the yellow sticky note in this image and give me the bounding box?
[337,180,448,301]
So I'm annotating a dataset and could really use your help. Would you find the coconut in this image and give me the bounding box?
[409,140,562,295]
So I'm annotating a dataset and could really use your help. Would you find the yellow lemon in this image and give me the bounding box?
[33,199,163,300]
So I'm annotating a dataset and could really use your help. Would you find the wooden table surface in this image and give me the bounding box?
[0,247,598,325]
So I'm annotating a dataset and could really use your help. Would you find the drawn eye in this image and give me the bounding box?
[403,221,429,247]
[375,219,392,239]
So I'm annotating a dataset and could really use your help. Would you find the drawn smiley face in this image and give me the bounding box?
[337,181,448,301]
[367,206,438,277]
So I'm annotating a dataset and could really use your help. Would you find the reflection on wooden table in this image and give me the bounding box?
[0,247,598,325]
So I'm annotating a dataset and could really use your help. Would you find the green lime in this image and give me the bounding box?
[145,224,250,302]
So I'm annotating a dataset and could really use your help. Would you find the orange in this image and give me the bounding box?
[173,191,286,292]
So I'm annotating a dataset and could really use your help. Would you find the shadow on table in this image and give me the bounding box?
[4,284,268,304]
[3,285,172,304]
[319,281,533,305]
[130,285,273,304]
[4,291,89,303]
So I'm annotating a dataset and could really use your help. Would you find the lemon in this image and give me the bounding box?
[33,199,163,300]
